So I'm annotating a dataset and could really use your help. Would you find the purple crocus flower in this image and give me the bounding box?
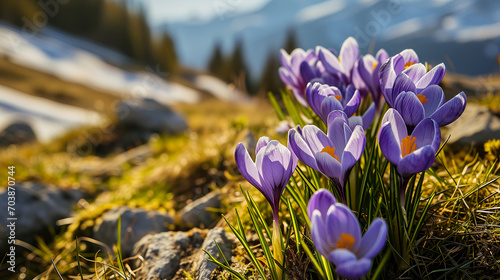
[392,83,467,128]
[318,37,359,85]
[308,189,387,279]
[279,48,339,106]
[379,54,445,108]
[305,82,361,123]
[378,109,441,204]
[353,49,389,109]
[235,136,298,221]
[288,113,366,203]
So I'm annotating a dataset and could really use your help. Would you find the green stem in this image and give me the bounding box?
[272,219,283,279]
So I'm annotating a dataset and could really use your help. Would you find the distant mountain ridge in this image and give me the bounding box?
[157,0,500,77]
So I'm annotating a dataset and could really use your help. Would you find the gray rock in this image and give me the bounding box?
[193,228,232,280]
[0,182,81,249]
[116,98,188,134]
[93,207,174,257]
[0,122,37,147]
[179,192,221,228]
[132,231,190,280]
[445,103,500,147]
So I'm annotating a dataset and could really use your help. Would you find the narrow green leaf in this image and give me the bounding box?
[248,206,278,280]
[223,213,267,278]
[75,238,85,280]
[268,92,286,121]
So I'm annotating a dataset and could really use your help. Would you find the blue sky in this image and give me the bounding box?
[143,0,272,24]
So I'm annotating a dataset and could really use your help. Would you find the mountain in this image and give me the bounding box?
[156,0,500,77]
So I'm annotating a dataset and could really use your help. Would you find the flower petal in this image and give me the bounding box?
[392,73,417,101]
[261,141,293,211]
[328,249,357,266]
[311,210,330,258]
[292,88,308,107]
[348,116,362,131]
[352,59,367,95]
[339,37,359,77]
[327,117,351,156]
[415,63,445,89]
[286,137,299,175]
[290,49,307,74]
[412,118,441,153]
[319,46,343,75]
[279,67,298,88]
[302,125,332,154]
[403,63,426,82]
[429,92,467,126]
[378,109,406,165]
[288,128,319,170]
[341,126,366,180]
[419,85,444,118]
[327,110,349,125]
[394,91,425,127]
[376,49,389,63]
[381,108,408,141]
[397,145,436,178]
[300,61,316,83]
[379,56,397,105]
[255,136,271,155]
[316,152,343,183]
[335,258,372,279]
[399,49,419,63]
[357,218,388,259]
[343,90,361,117]
[280,49,291,69]
[306,82,324,112]
[235,142,262,189]
[308,189,337,219]
[361,102,376,130]
[288,129,318,170]
[320,96,344,122]
[326,204,362,251]
[255,142,287,207]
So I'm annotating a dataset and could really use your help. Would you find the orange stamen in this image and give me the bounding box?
[336,233,355,250]
[404,62,415,69]
[321,146,340,162]
[416,94,429,104]
[334,95,342,101]
[372,62,378,71]
[401,136,417,158]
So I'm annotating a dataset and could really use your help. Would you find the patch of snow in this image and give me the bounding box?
[193,75,248,102]
[454,21,500,43]
[0,85,103,142]
[0,23,200,105]
[296,0,346,24]
[381,18,425,41]
[40,26,131,66]
[231,14,267,33]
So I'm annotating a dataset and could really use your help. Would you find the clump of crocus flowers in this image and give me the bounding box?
[233,36,466,279]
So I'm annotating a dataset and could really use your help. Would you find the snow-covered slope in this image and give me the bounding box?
[0,23,199,105]
[0,85,103,142]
